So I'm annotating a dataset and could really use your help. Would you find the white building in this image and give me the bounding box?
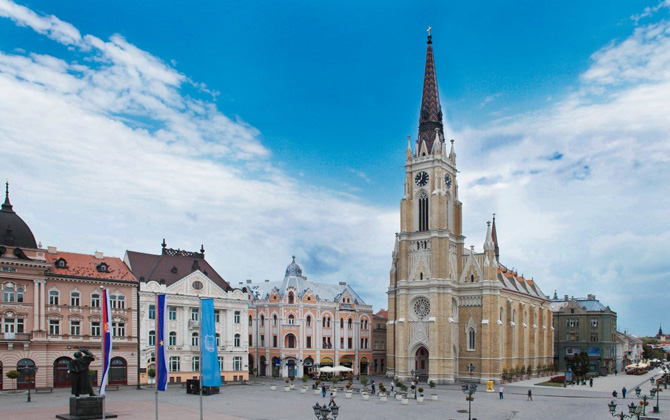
[124,241,249,384]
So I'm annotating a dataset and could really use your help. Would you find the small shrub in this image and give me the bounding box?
[418,387,424,394]
[429,380,436,389]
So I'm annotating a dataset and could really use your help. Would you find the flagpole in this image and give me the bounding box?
[199,296,203,420]
[101,286,107,420]
[155,292,159,420]
[155,390,158,420]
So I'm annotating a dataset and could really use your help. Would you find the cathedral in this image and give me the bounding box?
[386,33,554,384]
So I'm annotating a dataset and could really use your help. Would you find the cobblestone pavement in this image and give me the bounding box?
[1,369,668,420]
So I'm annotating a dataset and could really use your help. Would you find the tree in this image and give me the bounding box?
[572,352,591,377]
[642,338,666,361]
[6,370,20,389]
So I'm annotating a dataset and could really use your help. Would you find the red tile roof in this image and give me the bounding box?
[46,250,137,282]
[375,309,388,318]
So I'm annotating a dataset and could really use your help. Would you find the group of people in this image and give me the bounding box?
[498,386,533,401]
[612,386,627,399]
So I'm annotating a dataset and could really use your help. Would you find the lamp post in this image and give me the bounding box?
[26,366,38,403]
[461,383,478,420]
[650,384,662,413]
[312,402,339,420]
[607,400,642,420]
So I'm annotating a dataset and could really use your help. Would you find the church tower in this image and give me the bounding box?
[387,30,465,383]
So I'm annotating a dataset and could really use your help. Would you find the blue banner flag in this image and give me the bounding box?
[99,288,112,395]
[200,298,222,387]
[156,294,168,391]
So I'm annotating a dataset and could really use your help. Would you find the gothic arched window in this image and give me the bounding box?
[468,328,476,350]
[418,192,429,231]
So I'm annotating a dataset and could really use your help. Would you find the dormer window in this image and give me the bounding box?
[96,263,109,273]
[171,266,178,274]
[55,258,68,269]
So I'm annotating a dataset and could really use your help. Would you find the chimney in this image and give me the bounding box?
[47,246,57,254]
[564,295,568,301]
[339,281,346,286]
[246,279,252,284]
[587,294,595,300]
[94,251,104,260]
[264,279,270,283]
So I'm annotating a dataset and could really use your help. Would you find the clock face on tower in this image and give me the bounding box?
[444,174,452,189]
[414,171,429,187]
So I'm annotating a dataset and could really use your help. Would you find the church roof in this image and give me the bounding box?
[125,240,231,291]
[248,256,366,305]
[417,29,444,154]
[0,182,37,249]
[46,250,137,282]
[497,265,546,299]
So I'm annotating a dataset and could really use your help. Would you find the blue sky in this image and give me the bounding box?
[1,0,669,336]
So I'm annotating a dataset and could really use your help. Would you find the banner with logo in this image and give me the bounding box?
[200,298,221,387]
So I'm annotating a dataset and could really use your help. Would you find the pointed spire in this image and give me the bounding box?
[406,135,413,160]
[418,27,444,155]
[449,139,456,163]
[2,180,14,213]
[484,220,494,251]
[492,213,500,261]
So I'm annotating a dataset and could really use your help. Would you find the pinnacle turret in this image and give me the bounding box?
[417,28,444,154]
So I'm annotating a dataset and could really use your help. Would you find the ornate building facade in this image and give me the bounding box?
[387,34,554,384]
[372,309,388,375]
[125,242,249,384]
[0,184,138,390]
[246,257,373,378]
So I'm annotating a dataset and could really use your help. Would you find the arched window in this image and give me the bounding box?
[260,315,265,326]
[306,316,311,326]
[470,274,475,283]
[418,192,429,231]
[285,334,296,348]
[49,290,59,305]
[191,332,199,347]
[468,328,476,350]
[234,334,241,347]
[249,315,253,326]
[340,318,344,329]
[288,314,295,325]
[273,314,277,326]
[288,292,294,304]
[148,330,155,346]
[70,291,80,306]
[169,331,177,346]
[348,318,352,328]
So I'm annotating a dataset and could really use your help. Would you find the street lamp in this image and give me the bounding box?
[635,387,641,398]
[650,384,662,413]
[607,400,642,420]
[461,383,478,420]
[26,366,38,403]
[312,402,339,420]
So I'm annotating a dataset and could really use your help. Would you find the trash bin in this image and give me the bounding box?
[186,379,200,395]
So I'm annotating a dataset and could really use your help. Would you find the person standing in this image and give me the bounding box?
[371,380,376,395]
[527,389,533,401]
[499,385,504,399]
[622,387,627,398]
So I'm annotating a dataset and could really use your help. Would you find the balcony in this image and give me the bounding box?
[189,320,200,329]
[1,332,31,341]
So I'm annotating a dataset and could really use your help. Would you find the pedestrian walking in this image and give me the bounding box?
[622,387,627,399]
[499,386,504,399]
[322,384,326,398]
[589,378,593,388]
[329,393,336,407]
[371,381,376,395]
[527,389,533,401]
[391,383,395,395]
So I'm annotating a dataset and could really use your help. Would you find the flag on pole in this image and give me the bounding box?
[156,294,168,391]
[99,288,113,395]
[200,298,221,387]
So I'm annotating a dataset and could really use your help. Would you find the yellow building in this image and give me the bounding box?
[387,33,554,384]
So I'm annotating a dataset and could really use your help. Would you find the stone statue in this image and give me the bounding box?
[69,348,96,397]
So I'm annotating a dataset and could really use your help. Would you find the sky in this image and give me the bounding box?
[1,0,668,336]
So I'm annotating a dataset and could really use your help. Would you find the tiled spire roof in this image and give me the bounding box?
[418,30,444,153]
[492,213,499,261]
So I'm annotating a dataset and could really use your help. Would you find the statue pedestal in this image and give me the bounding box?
[55,396,118,420]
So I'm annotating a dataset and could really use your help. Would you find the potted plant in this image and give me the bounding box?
[344,381,353,398]
[314,379,322,395]
[6,370,19,390]
[289,376,295,389]
[394,379,404,400]
[284,378,291,392]
[270,383,277,391]
[429,380,438,400]
[417,387,424,403]
[526,365,533,378]
[330,376,339,396]
[378,383,387,402]
[147,368,156,384]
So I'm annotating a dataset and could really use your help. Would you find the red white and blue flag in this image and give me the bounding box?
[156,294,168,391]
[99,288,113,395]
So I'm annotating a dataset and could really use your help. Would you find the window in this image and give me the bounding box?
[249,334,252,345]
[91,321,100,336]
[192,356,200,372]
[169,331,177,346]
[17,286,23,302]
[233,356,242,371]
[91,293,100,308]
[168,306,177,321]
[260,315,264,326]
[348,318,353,328]
[215,310,220,323]
[169,356,180,372]
[70,292,80,307]
[306,336,312,349]
[288,292,294,304]
[113,322,125,337]
[418,192,429,231]
[591,334,598,342]
[49,319,60,335]
[148,305,155,320]
[234,334,241,347]
[192,332,199,347]
[340,337,344,349]
[567,319,579,328]
[70,320,81,336]
[306,316,311,327]
[590,318,598,327]
[234,311,240,324]
[468,328,476,350]
[3,285,14,302]
[340,318,344,328]
[117,295,125,308]
[16,318,24,333]
[216,333,220,347]
[3,317,14,333]
[218,356,224,371]
[288,315,295,325]
[273,335,277,347]
[49,290,59,305]
[149,330,156,346]
[286,334,296,348]
[260,335,265,346]
[249,315,253,326]
[348,337,352,349]
[273,314,277,326]
[191,308,199,321]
